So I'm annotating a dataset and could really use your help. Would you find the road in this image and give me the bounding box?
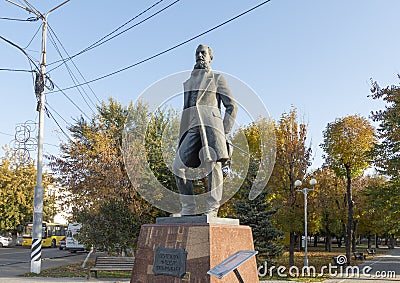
[0,246,88,277]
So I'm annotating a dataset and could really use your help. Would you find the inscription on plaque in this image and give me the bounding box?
[152,247,187,278]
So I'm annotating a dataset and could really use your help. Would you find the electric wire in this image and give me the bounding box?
[0,16,38,21]
[0,35,39,71]
[74,0,164,57]
[51,80,91,120]
[48,24,101,104]
[0,35,39,85]
[48,0,272,94]
[47,0,178,72]
[43,142,59,147]
[47,28,97,110]
[22,0,44,19]
[45,102,71,126]
[47,27,97,113]
[0,125,58,147]
[45,107,73,142]
[22,22,42,49]
[0,68,34,72]
[27,53,37,86]
[0,131,13,137]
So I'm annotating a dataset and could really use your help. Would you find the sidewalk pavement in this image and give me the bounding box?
[321,246,400,283]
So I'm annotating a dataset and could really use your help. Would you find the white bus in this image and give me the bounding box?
[66,223,85,252]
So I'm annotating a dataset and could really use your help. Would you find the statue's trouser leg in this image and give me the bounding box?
[173,129,201,215]
[175,174,196,215]
[205,161,223,215]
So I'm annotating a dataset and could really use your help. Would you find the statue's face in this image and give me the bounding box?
[195,45,211,65]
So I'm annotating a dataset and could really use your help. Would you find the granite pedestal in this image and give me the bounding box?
[130,216,259,283]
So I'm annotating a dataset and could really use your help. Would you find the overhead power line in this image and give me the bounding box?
[47,0,172,71]
[47,24,101,104]
[47,26,97,113]
[0,16,38,21]
[0,35,39,71]
[51,80,91,120]
[85,0,164,51]
[0,68,34,72]
[0,131,14,137]
[48,0,272,94]
[44,102,70,126]
[23,23,42,49]
[45,106,73,142]
[0,34,39,85]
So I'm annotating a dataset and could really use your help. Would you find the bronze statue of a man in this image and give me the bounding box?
[173,44,237,217]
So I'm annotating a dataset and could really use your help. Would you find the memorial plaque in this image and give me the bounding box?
[152,247,187,278]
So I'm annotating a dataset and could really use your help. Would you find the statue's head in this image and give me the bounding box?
[194,44,213,70]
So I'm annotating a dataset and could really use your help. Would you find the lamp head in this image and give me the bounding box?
[294,180,302,187]
[309,178,317,186]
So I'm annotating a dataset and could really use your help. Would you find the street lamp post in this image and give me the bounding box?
[295,178,317,267]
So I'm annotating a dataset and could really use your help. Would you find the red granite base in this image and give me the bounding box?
[130,223,259,283]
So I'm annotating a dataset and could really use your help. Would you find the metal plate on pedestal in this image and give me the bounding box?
[152,247,187,278]
[208,250,258,279]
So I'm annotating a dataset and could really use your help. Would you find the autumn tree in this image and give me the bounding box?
[0,150,54,234]
[225,120,283,264]
[309,167,344,251]
[321,114,376,262]
[48,99,171,253]
[357,175,388,249]
[269,107,312,266]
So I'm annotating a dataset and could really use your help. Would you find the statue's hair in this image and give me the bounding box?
[197,44,213,61]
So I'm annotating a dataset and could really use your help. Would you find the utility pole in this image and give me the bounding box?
[6,0,70,274]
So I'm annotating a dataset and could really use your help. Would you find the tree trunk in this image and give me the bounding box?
[297,234,302,251]
[352,220,358,252]
[389,235,395,249]
[345,166,353,263]
[374,234,379,249]
[339,222,346,248]
[325,234,332,252]
[314,235,318,247]
[337,236,342,248]
[289,231,296,266]
[367,235,371,249]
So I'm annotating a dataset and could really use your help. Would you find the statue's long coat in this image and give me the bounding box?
[178,70,237,165]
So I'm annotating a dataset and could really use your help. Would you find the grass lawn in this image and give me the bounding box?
[23,260,132,279]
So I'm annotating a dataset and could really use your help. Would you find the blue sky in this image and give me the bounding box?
[1,0,399,169]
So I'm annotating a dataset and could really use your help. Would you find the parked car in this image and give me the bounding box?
[15,236,23,246]
[66,223,85,252]
[58,237,66,250]
[0,236,14,247]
